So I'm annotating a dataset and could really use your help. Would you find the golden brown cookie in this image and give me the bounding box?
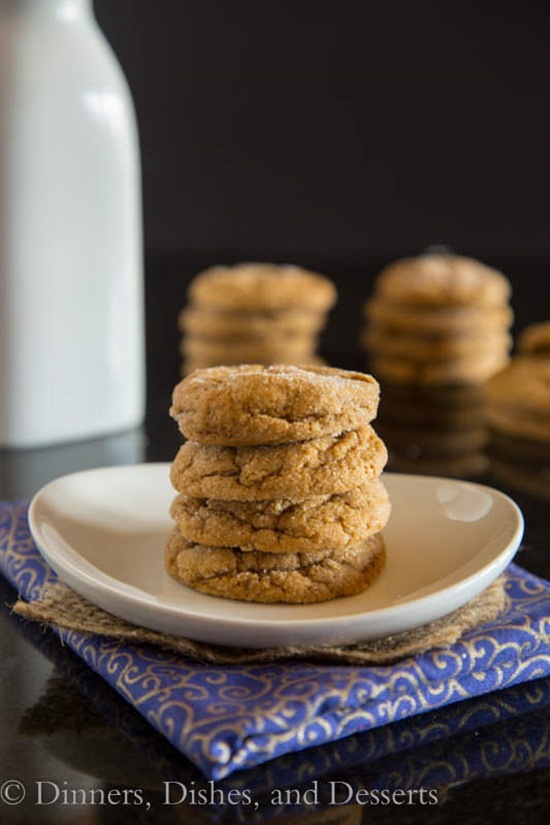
[181,335,318,365]
[362,326,512,362]
[485,357,550,442]
[170,364,380,445]
[188,262,337,312]
[373,254,511,307]
[364,298,513,336]
[164,529,386,604]
[170,481,391,554]
[517,321,550,358]
[178,306,326,339]
[370,349,509,386]
[170,426,388,500]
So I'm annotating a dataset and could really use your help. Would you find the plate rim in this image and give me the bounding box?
[27,463,524,643]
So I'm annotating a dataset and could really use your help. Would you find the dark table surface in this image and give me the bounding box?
[0,255,549,824]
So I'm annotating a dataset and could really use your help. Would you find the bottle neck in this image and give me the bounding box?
[1,1,93,21]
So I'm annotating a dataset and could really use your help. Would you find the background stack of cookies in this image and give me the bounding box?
[485,321,550,499]
[361,253,513,385]
[375,383,489,478]
[178,263,337,374]
[165,364,390,604]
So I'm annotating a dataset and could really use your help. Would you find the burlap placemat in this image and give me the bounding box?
[12,576,507,665]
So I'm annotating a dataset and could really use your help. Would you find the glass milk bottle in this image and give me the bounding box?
[0,0,145,448]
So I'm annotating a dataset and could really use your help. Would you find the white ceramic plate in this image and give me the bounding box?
[28,463,524,648]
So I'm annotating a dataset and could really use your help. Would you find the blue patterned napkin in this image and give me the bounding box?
[1,499,549,780]
[12,602,550,816]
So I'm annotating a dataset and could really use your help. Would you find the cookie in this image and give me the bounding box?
[181,335,318,365]
[188,263,337,312]
[178,306,325,339]
[373,254,511,308]
[170,426,388,500]
[370,349,509,386]
[170,364,380,446]
[517,321,550,358]
[485,407,550,443]
[485,358,550,442]
[362,327,512,362]
[170,481,391,554]
[164,529,386,604]
[365,298,513,336]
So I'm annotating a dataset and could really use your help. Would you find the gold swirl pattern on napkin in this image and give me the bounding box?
[1,500,549,779]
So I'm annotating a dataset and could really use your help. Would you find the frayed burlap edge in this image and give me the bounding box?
[11,577,507,665]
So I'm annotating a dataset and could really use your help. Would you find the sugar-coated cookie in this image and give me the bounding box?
[170,426,387,500]
[170,364,380,445]
[170,481,391,554]
[165,529,386,604]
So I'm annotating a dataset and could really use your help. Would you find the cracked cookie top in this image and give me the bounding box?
[170,364,380,445]
[170,481,391,554]
[169,426,387,500]
[165,529,386,604]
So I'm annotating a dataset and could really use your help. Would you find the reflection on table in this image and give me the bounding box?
[375,381,489,479]
[488,433,550,502]
[0,428,146,501]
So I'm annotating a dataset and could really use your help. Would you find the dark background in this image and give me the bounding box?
[91,0,550,422]
[93,0,550,261]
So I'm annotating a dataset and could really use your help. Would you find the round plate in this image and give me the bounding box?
[28,463,524,648]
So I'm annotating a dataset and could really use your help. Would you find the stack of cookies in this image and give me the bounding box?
[178,262,337,374]
[165,364,390,604]
[362,253,513,385]
[485,322,550,500]
[485,321,550,451]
